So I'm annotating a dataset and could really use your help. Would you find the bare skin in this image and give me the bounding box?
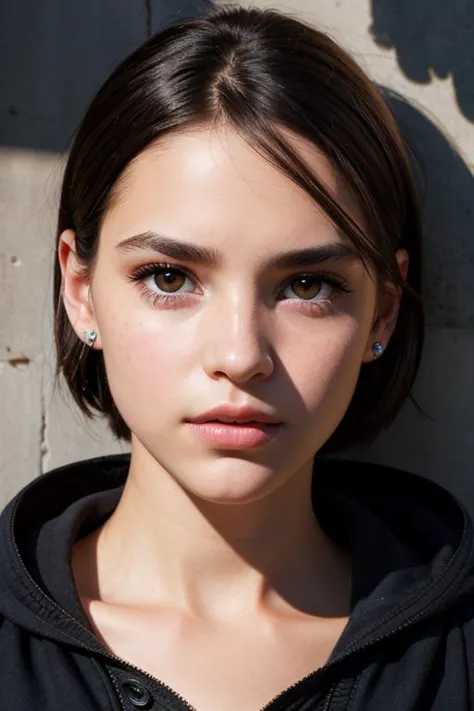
[61,121,408,711]
[72,492,352,710]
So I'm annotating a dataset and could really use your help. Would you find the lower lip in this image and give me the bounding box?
[186,421,281,449]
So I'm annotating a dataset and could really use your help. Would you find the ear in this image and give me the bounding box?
[57,229,102,349]
[362,249,409,363]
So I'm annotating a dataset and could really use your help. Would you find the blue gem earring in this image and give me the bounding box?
[372,341,384,359]
[84,330,98,347]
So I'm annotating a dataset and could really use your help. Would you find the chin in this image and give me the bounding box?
[182,461,284,505]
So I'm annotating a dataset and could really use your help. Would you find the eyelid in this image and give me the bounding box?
[127,261,353,307]
[128,261,350,285]
[128,261,196,280]
[279,269,351,292]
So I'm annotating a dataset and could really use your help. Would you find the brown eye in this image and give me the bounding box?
[289,276,322,300]
[153,268,187,293]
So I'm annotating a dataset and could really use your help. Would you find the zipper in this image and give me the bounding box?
[7,478,470,711]
[260,580,458,711]
[239,539,470,711]
[10,507,330,711]
[9,498,196,711]
[321,684,335,711]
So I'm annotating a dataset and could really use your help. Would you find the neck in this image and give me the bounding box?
[78,441,351,620]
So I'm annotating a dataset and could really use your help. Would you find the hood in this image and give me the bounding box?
[0,453,473,664]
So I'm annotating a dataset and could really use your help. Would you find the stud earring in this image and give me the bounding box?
[84,330,98,347]
[372,341,384,359]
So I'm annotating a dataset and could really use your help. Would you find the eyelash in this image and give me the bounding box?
[127,261,353,313]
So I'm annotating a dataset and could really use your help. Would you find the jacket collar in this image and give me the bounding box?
[0,453,472,663]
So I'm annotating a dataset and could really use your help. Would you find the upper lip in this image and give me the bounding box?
[188,405,282,425]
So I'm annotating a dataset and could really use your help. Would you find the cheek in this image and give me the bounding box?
[285,317,368,416]
[92,272,373,442]
[96,304,198,427]
[278,320,368,457]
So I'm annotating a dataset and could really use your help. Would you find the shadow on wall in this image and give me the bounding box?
[384,89,474,332]
[370,0,474,122]
[341,88,474,504]
[1,0,473,492]
[149,0,215,32]
[0,0,214,153]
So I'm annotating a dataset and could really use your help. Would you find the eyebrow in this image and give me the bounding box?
[115,231,360,269]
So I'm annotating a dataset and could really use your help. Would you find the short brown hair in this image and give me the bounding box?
[54,4,425,455]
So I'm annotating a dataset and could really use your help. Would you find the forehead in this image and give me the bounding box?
[101,123,364,253]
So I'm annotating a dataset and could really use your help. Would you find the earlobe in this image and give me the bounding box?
[363,285,401,362]
[362,249,409,363]
[57,229,102,349]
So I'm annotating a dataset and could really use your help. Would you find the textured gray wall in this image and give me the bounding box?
[0,0,213,501]
[1,0,473,510]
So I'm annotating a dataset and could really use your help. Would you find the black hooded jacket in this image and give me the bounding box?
[1,452,474,711]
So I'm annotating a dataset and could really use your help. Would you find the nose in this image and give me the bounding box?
[201,292,274,384]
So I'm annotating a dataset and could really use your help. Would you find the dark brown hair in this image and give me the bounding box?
[54,3,425,455]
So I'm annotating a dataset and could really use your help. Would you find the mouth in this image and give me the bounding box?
[206,418,279,425]
[185,419,282,449]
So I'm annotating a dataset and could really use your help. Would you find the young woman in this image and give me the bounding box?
[1,5,473,711]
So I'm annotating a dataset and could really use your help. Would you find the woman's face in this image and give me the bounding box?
[60,124,405,503]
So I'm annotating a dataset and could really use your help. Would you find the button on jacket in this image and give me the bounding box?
[1,453,474,710]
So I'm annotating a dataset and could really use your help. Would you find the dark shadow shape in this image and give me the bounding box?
[1,0,471,326]
[0,0,214,154]
[150,0,215,33]
[338,89,474,508]
[382,88,474,330]
[1,2,473,494]
[370,0,474,122]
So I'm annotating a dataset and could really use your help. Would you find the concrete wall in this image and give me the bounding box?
[1,1,473,509]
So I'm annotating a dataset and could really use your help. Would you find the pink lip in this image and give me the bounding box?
[189,404,281,425]
[186,421,281,449]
